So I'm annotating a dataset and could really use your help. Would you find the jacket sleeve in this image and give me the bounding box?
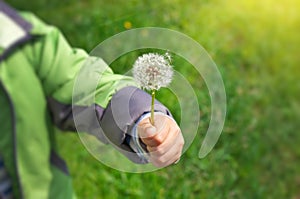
[25,13,172,163]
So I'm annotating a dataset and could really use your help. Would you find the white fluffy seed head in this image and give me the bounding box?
[133,53,173,90]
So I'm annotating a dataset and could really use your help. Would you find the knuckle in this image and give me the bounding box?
[157,156,167,165]
[155,134,164,145]
[150,158,163,168]
[178,142,184,152]
[179,138,185,147]
[178,132,184,144]
[152,161,162,168]
[153,146,165,156]
[151,154,167,165]
[172,127,181,137]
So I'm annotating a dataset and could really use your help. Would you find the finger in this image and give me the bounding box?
[150,137,183,167]
[150,132,184,167]
[164,150,182,166]
[138,116,171,147]
[147,127,180,155]
[150,133,183,159]
[137,119,157,139]
[142,122,170,147]
[147,118,181,151]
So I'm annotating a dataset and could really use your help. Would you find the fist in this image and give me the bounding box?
[137,113,184,167]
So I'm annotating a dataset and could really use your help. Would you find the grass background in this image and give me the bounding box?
[8,0,300,198]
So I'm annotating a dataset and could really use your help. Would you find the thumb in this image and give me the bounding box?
[144,126,156,138]
[138,119,157,139]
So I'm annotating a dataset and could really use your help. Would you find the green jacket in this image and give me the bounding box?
[0,2,170,199]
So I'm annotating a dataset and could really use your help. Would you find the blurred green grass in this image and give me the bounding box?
[8,0,300,198]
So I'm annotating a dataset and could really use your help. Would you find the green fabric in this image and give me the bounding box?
[21,12,137,107]
[49,166,76,199]
[0,11,137,199]
[0,40,52,199]
[0,85,20,198]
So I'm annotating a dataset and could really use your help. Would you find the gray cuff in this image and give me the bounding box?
[99,86,172,164]
[129,112,151,163]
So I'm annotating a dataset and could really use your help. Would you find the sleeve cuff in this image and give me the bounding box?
[128,112,151,163]
[99,86,172,164]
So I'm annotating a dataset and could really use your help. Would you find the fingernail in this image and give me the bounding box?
[146,126,156,136]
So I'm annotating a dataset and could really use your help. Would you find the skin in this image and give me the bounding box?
[138,114,184,168]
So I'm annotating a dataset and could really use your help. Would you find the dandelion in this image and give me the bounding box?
[133,53,173,125]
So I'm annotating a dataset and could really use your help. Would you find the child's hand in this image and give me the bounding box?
[137,114,184,167]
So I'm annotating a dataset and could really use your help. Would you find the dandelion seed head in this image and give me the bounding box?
[133,53,173,90]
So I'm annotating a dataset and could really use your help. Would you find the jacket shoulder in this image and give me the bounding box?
[0,2,33,60]
[0,2,57,60]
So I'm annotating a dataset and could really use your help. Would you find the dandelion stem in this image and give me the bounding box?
[150,89,155,125]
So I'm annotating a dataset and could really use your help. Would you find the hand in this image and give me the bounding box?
[137,114,184,168]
